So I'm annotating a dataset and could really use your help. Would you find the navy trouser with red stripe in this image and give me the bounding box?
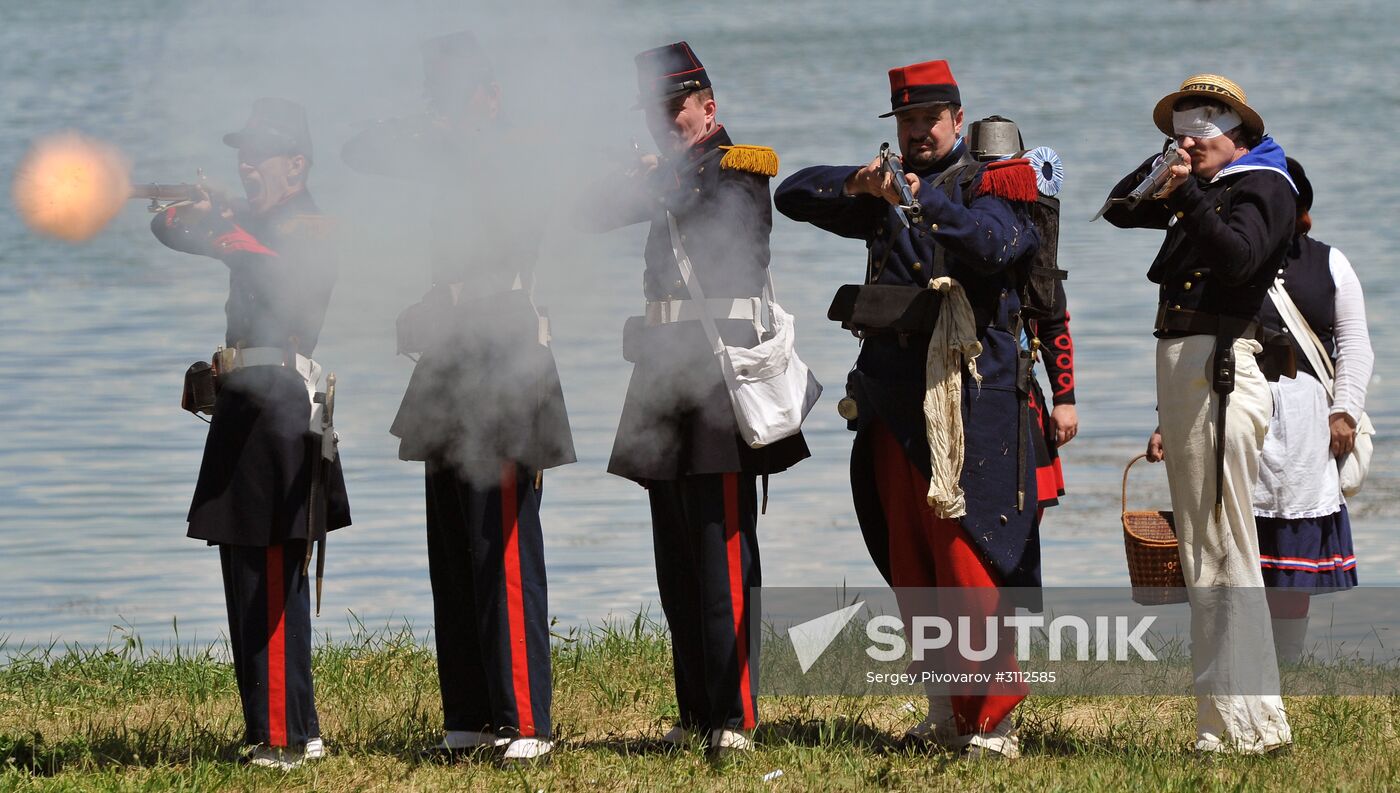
[425,460,552,738]
[219,541,319,748]
[648,472,759,732]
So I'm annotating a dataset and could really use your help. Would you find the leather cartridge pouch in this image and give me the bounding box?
[181,360,218,416]
[827,284,943,334]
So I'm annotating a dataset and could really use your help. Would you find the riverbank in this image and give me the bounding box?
[2,619,1396,791]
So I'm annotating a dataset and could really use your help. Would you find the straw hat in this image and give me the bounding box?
[1152,74,1264,137]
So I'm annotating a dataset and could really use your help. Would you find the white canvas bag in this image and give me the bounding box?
[668,212,821,448]
[1267,279,1374,496]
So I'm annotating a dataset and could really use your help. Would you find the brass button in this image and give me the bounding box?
[1174,304,1182,309]
[698,166,705,173]
[998,514,1008,525]
[1183,281,1193,290]
[1175,211,1184,219]
[1215,206,1221,213]
[1193,271,1202,278]
[930,223,939,231]
[912,261,923,272]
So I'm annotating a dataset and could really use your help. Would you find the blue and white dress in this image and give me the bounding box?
[1252,236,1372,591]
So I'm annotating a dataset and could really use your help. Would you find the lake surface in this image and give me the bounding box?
[2,0,1397,652]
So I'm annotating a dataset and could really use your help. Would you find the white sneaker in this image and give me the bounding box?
[501,737,553,764]
[660,724,698,747]
[243,744,306,771]
[961,717,1020,760]
[709,728,754,757]
[1195,733,1292,755]
[304,736,327,761]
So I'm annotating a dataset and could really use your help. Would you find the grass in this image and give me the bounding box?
[2,616,1398,792]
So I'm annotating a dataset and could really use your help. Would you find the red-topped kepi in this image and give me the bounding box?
[879,59,960,118]
[634,41,711,108]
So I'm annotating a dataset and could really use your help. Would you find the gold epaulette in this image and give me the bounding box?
[719,145,779,177]
[277,213,337,240]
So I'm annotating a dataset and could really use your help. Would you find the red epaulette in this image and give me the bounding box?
[976,158,1038,203]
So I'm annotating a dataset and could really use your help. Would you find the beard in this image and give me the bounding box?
[902,138,943,171]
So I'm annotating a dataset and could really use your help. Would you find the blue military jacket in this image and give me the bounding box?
[774,142,1044,588]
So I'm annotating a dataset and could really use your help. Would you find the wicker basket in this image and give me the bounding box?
[1121,454,1188,605]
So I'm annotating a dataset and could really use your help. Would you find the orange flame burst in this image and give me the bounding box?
[11,131,132,243]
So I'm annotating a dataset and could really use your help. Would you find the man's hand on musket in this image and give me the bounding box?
[183,184,234,220]
[628,153,660,179]
[1154,146,1194,198]
[844,155,920,205]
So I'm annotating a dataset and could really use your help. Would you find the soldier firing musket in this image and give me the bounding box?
[149,97,352,771]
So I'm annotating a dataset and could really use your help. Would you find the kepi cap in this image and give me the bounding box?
[223,97,312,161]
[1152,73,1264,137]
[634,41,710,109]
[880,59,960,118]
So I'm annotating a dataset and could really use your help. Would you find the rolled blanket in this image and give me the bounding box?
[923,276,982,517]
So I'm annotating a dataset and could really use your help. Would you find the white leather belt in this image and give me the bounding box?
[646,297,761,327]
[214,346,330,440]
[215,346,317,384]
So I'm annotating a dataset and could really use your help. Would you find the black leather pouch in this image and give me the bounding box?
[182,361,218,415]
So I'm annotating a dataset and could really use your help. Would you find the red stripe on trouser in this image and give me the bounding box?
[870,423,1025,735]
[265,544,288,746]
[500,464,536,736]
[723,473,756,730]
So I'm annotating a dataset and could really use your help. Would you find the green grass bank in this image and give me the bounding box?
[2,617,1397,792]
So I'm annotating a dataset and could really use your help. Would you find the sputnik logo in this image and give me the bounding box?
[788,602,865,673]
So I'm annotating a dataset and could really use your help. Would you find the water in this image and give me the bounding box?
[3,0,1398,651]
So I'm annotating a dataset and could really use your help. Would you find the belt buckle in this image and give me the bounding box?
[213,346,235,374]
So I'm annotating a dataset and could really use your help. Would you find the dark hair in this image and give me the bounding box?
[1226,125,1263,149]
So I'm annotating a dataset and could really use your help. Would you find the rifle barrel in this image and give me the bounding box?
[130,183,200,201]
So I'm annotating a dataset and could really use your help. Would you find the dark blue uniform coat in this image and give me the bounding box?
[581,126,809,482]
[341,119,575,479]
[152,190,351,546]
[775,143,1043,588]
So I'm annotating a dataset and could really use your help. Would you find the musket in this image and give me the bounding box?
[878,142,922,229]
[129,170,216,212]
[1091,142,1187,221]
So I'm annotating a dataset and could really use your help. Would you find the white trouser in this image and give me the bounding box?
[1156,335,1291,751]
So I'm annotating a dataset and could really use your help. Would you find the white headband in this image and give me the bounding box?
[1172,105,1242,139]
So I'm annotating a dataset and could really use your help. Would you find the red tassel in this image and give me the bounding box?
[977,158,1038,203]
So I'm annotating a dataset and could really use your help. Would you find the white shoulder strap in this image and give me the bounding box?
[1267,278,1335,397]
[668,212,728,359]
